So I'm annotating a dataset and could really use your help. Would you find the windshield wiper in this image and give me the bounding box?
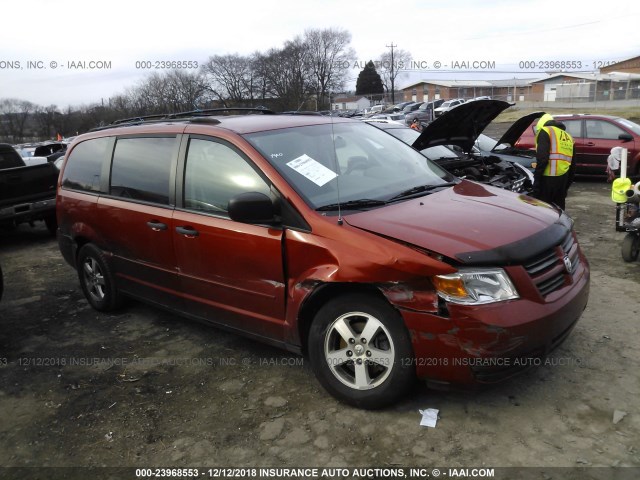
[388,182,458,201]
[316,199,388,211]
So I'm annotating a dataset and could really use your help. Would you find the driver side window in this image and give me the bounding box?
[586,120,625,140]
[184,138,271,215]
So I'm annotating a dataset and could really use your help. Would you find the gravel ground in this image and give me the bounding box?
[0,176,638,479]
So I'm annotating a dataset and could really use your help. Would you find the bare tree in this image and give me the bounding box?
[0,98,36,142]
[201,54,255,107]
[1,28,360,139]
[304,28,354,110]
[378,48,412,102]
[134,73,172,113]
[263,39,315,111]
[163,70,207,112]
[34,104,61,139]
[250,52,271,106]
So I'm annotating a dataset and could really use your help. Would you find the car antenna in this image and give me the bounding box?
[328,98,343,225]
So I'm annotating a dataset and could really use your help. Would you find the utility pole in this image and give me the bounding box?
[386,42,397,104]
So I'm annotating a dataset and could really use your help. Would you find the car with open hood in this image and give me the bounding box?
[56,108,590,409]
[371,100,535,193]
[473,111,546,172]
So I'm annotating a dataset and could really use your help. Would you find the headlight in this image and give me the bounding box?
[432,268,519,305]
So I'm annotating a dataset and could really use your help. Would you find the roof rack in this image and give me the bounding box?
[91,107,275,131]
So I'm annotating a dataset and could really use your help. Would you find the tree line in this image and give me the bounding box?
[1,28,411,143]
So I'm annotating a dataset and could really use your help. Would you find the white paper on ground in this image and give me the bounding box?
[419,408,439,427]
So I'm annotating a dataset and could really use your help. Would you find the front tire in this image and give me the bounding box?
[308,294,415,409]
[77,244,123,311]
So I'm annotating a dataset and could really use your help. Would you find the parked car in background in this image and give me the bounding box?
[34,142,67,162]
[0,143,59,234]
[368,105,533,194]
[402,102,424,113]
[56,108,588,408]
[367,113,406,124]
[15,142,67,166]
[405,99,445,126]
[366,104,386,116]
[386,101,414,113]
[433,98,465,117]
[473,112,546,172]
[515,114,640,176]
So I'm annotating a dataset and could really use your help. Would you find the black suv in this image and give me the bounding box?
[404,99,445,126]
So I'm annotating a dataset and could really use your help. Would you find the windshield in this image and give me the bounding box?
[476,134,498,151]
[379,127,459,160]
[244,122,453,209]
[421,145,459,160]
[383,126,420,144]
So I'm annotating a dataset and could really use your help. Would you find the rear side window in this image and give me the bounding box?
[110,137,176,205]
[61,137,110,192]
[562,120,582,138]
[0,145,24,168]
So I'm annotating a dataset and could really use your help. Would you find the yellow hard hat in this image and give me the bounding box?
[612,177,632,203]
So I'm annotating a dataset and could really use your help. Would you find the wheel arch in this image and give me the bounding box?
[296,282,393,356]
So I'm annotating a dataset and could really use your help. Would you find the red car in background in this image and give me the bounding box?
[515,114,640,176]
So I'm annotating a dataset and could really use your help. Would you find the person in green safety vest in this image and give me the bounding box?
[532,113,576,210]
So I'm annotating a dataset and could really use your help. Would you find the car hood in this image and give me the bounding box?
[493,111,545,151]
[412,99,512,153]
[344,180,567,264]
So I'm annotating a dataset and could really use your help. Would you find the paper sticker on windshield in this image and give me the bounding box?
[286,154,337,187]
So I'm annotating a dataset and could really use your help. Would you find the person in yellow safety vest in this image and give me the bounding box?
[532,113,576,210]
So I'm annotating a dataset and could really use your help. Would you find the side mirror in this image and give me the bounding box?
[228,192,277,224]
[619,133,633,142]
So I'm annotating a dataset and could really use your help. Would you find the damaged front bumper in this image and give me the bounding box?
[397,260,590,387]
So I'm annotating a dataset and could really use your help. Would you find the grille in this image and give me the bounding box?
[523,232,580,297]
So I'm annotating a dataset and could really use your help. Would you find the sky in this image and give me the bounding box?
[1,0,639,107]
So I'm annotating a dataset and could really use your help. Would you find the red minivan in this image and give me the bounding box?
[56,108,590,408]
[515,113,640,176]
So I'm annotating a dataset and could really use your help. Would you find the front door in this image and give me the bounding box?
[173,136,286,341]
[582,119,631,174]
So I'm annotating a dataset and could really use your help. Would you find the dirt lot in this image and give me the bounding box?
[1,178,639,477]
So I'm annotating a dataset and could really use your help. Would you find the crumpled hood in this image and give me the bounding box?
[343,181,565,263]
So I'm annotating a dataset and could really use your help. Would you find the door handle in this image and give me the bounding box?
[586,142,595,146]
[176,226,199,237]
[146,221,167,231]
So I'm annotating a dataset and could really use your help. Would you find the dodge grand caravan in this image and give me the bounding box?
[56,108,590,409]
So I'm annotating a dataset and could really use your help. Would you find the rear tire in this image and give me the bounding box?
[621,233,640,262]
[77,244,123,311]
[308,294,415,409]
